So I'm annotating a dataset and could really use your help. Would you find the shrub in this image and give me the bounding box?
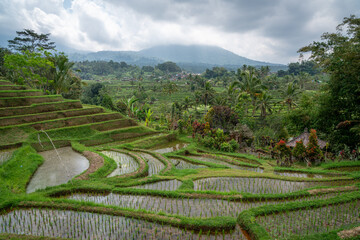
[274,139,291,159]
[229,139,239,152]
[220,142,232,152]
[293,139,306,161]
[306,129,323,162]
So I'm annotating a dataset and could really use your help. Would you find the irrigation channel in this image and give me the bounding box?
[193,177,356,194]
[102,151,139,177]
[0,209,247,240]
[0,149,15,165]
[67,192,347,218]
[26,147,89,193]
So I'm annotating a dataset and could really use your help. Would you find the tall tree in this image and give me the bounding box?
[299,15,360,148]
[8,29,56,53]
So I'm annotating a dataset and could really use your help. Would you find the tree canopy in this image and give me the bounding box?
[8,29,56,53]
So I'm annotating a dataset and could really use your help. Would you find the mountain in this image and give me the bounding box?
[67,44,286,73]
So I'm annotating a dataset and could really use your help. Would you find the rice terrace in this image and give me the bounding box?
[0,6,360,240]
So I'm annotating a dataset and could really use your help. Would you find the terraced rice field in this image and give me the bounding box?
[67,192,348,218]
[169,158,207,169]
[190,156,263,172]
[274,171,325,178]
[0,149,15,165]
[138,152,165,176]
[152,142,188,154]
[193,177,355,194]
[0,209,247,240]
[257,200,360,239]
[102,151,139,177]
[130,179,183,191]
[26,147,89,193]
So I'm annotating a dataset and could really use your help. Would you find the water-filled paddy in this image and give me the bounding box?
[0,208,247,240]
[0,149,15,165]
[169,158,207,169]
[26,147,89,193]
[130,179,182,191]
[274,171,325,178]
[67,192,347,218]
[193,177,356,194]
[138,152,164,176]
[102,151,139,177]
[190,156,263,172]
[257,200,360,239]
[152,142,188,154]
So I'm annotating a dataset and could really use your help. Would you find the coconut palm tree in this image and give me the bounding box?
[281,81,300,111]
[255,92,273,118]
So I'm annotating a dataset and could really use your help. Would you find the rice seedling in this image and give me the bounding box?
[153,143,189,154]
[0,208,247,239]
[274,171,325,178]
[169,158,208,170]
[138,152,165,176]
[130,179,183,191]
[190,156,263,172]
[102,151,139,177]
[66,191,347,219]
[0,149,15,165]
[257,200,360,239]
[193,177,355,194]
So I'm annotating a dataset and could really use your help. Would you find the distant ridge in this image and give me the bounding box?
[68,44,286,73]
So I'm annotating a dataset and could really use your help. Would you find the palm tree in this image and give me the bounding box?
[52,53,75,94]
[255,92,273,118]
[229,69,266,114]
[281,81,300,111]
[202,81,216,106]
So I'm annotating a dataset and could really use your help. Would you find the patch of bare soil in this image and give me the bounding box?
[76,151,104,180]
[307,185,358,195]
[338,226,360,239]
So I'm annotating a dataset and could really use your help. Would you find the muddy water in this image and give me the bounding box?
[193,177,356,194]
[138,152,164,176]
[0,149,15,165]
[130,179,182,191]
[152,142,188,154]
[67,192,346,219]
[191,156,263,172]
[274,171,325,178]
[102,151,139,177]
[169,158,207,169]
[26,147,89,193]
[0,208,247,240]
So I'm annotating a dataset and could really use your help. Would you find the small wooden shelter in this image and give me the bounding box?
[286,128,327,149]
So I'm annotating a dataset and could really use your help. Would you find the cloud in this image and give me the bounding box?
[0,0,359,64]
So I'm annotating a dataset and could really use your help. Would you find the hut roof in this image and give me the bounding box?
[286,128,327,149]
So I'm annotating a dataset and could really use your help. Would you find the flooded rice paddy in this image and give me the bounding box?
[26,147,89,193]
[102,151,139,177]
[193,177,356,194]
[190,156,263,172]
[130,180,182,191]
[67,192,347,218]
[0,149,15,165]
[152,142,188,154]
[0,209,247,240]
[138,152,165,176]
[257,200,360,239]
[274,171,325,178]
[169,158,207,169]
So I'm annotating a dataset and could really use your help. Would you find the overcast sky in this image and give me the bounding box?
[0,0,359,64]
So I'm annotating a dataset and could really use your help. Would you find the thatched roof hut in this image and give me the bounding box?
[286,128,327,149]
